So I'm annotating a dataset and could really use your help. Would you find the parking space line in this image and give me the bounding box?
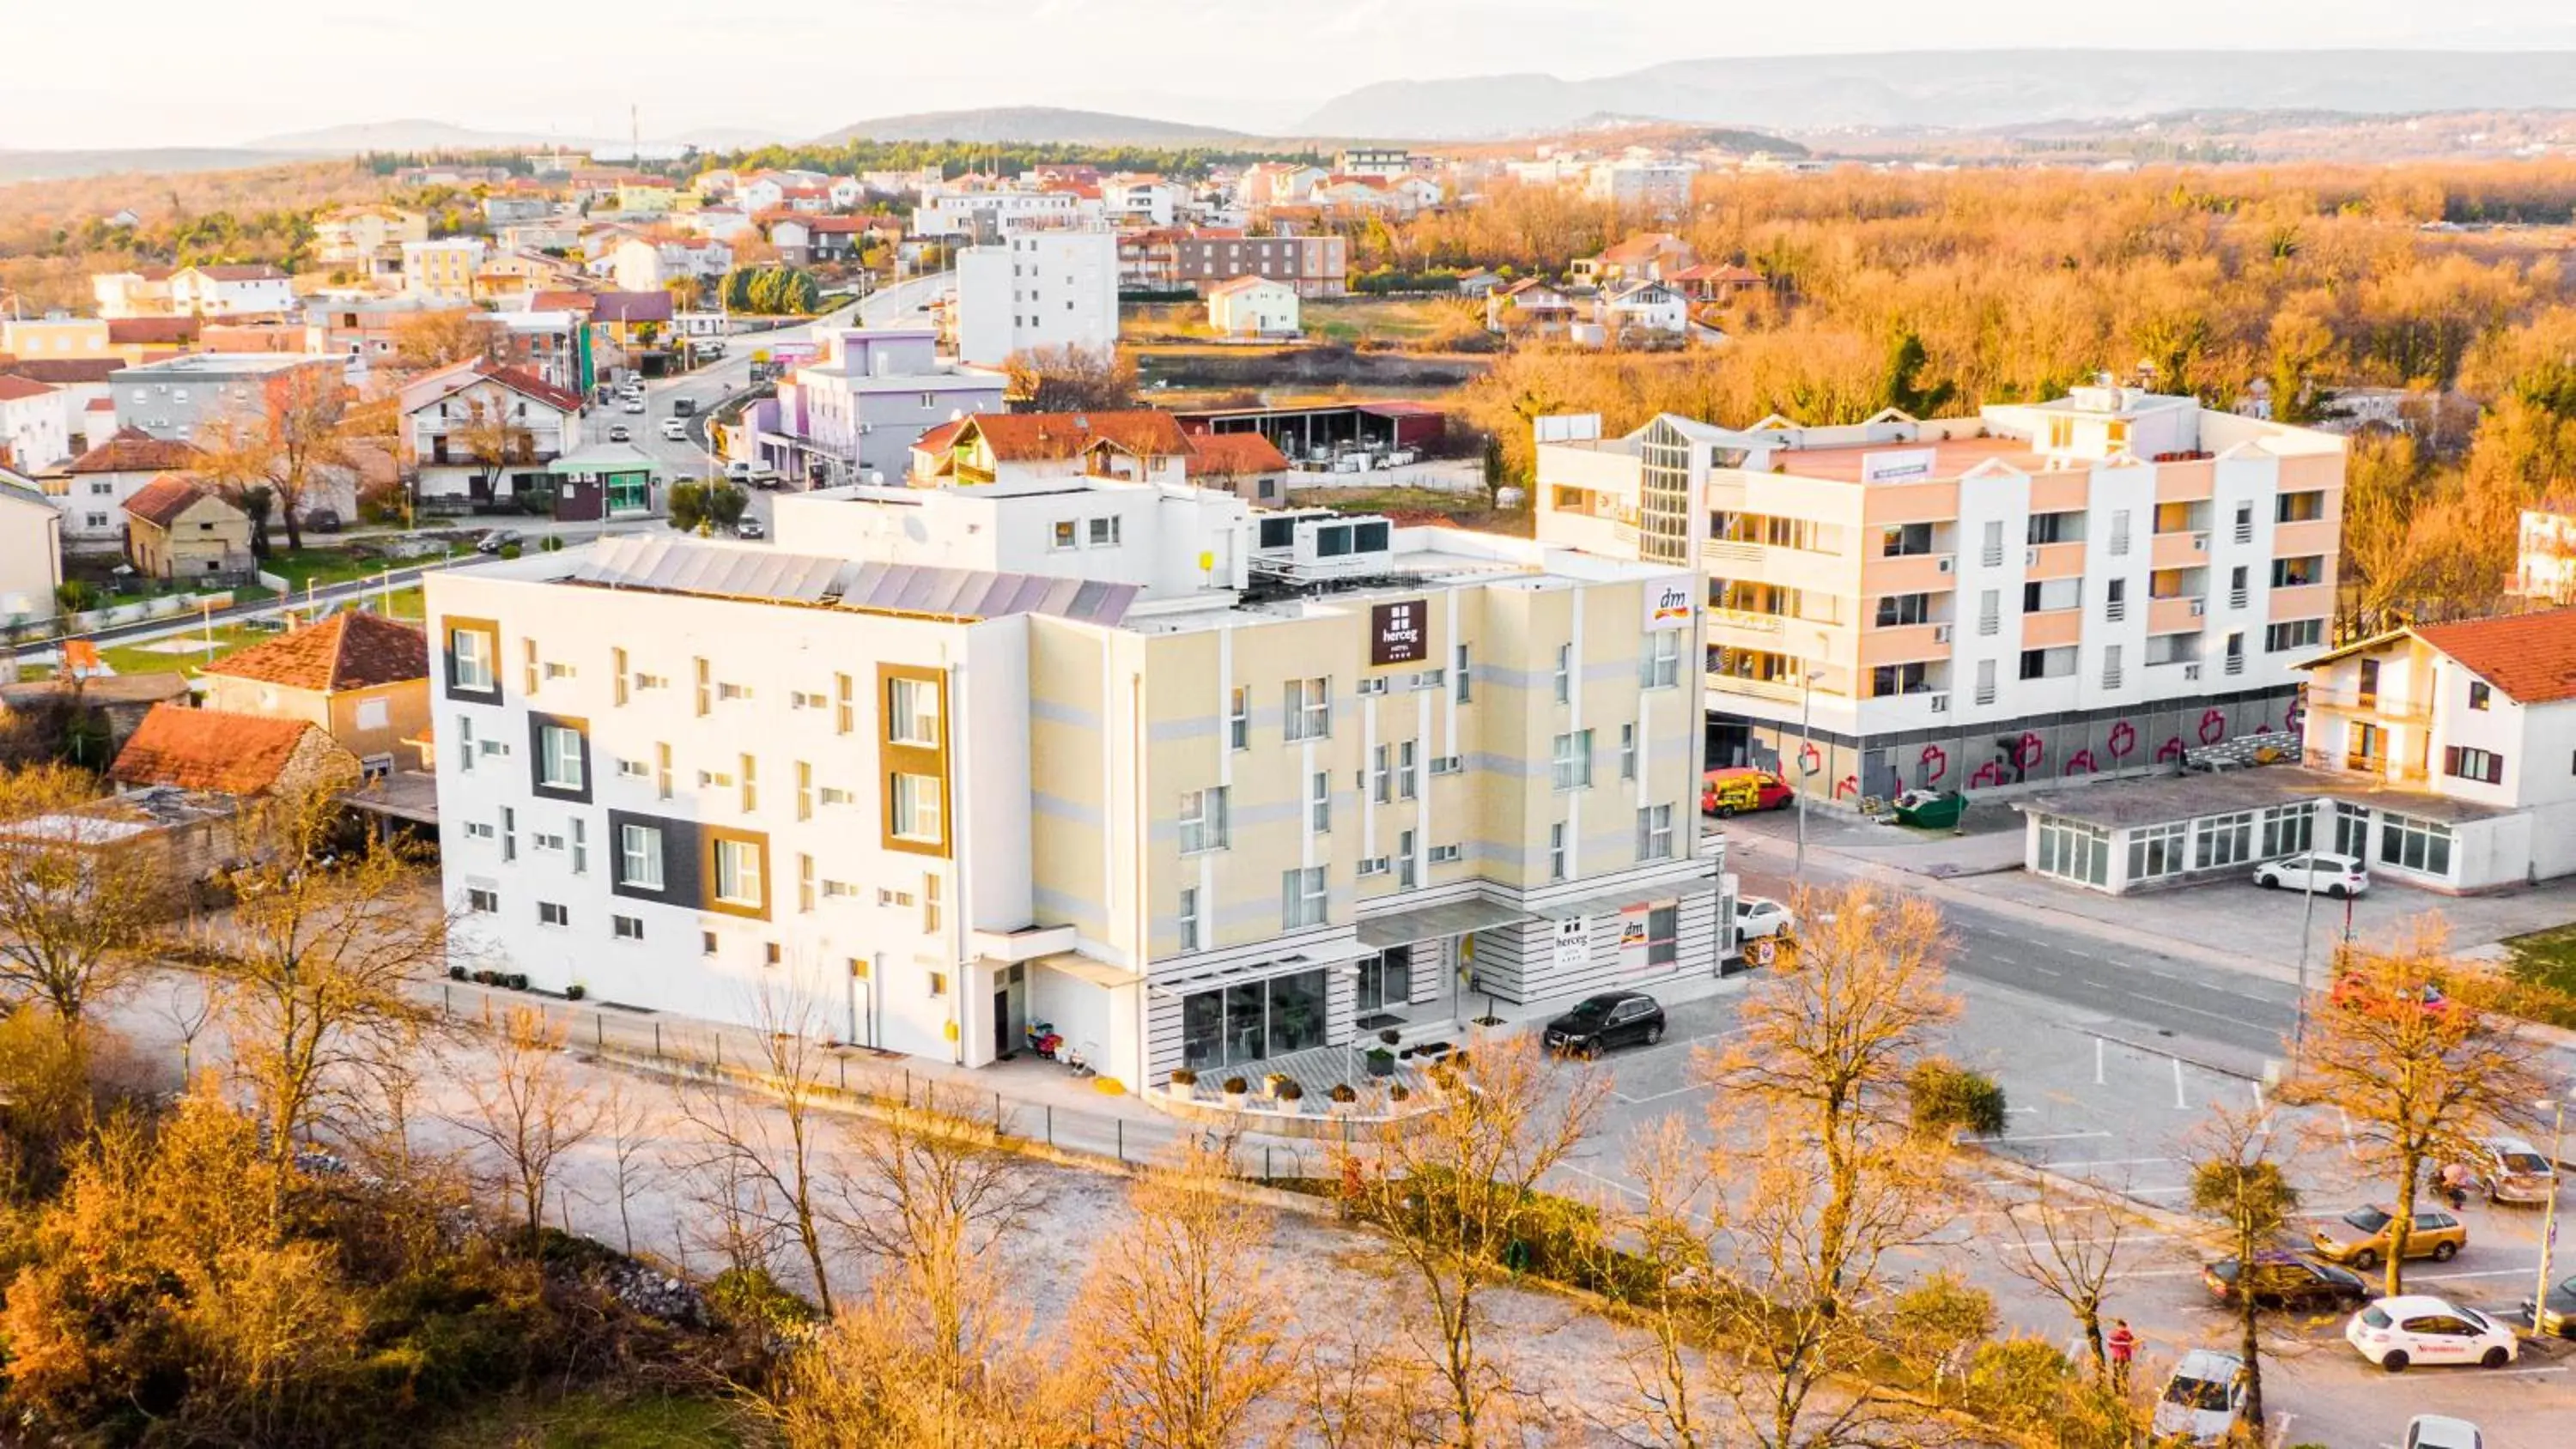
[1558,1163,1645,1201]
[2489,1366,2569,1376]
[1975,1131,2111,1143]
[2410,1268,2538,1281]
[1612,1082,1714,1106]
[2127,992,2243,1026]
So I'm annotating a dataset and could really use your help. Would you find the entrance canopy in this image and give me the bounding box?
[1358,897,1531,950]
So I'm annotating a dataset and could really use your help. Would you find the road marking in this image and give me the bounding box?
[1558,1163,1645,1201]
[1972,1131,2111,1143]
[2028,963,2063,976]
[1613,1082,1714,1105]
[2338,1107,2357,1159]
[2409,1268,2539,1281]
[2127,992,2245,1025]
[2173,1057,2188,1110]
[2095,1037,2105,1086]
[2031,1157,2174,1170]
[2066,949,2095,960]
[2488,1366,2569,1376]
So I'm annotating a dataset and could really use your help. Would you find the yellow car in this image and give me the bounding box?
[2310,1205,2465,1270]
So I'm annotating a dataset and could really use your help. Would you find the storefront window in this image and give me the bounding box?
[1181,967,1333,1070]
[2037,816,2111,886]
[2379,813,2453,878]
[2192,810,2256,870]
[606,471,651,512]
[2127,822,2189,882]
[2259,803,2314,859]
[2333,802,2371,859]
[1358,946,1413,1016]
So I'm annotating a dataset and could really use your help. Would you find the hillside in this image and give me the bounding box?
[0,148,321,183]
[1299,49,2576,139]
[240,118,612,152]
[810,106,1246,146]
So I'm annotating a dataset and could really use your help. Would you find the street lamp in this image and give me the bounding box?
[2291,802,2322,1071]
[2530,1094,2568,1342]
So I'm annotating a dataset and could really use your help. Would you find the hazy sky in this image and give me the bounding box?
[9,0,2576,150]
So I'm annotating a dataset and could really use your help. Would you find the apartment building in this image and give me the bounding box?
[313,206,428,284]
[2513,502,2576,604]
[914,188,1100,240]
[1534,383,2347,805]
[108,355,343,443]
[403,239,489,305]
[428,473,1717,1092]
[756,326,1005,487]
[951,228,1118,368]
[1171,231,1347,298]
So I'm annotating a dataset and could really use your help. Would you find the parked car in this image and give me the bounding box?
[300,507,343,535]
[1541,991,1667,1057]
[2403,1416,2482,1449]
[660,418,687,440]
[1702,767,1793,817]
[2201,1252,2372,1312]
[2345,1295,2517,1372]
[2515,1273,2576,1338]
[2469,1136,2558,1204]
[622,397,646,415]
[1734,896,1795,942]
[2148,1349,2250,1446]
[2251,852,2369,897]
[2311,1204,2465,1270]
[473,529,523,555]
[2330,974,2449,1019]
[607,424,630,442]
[725,461,753,482]
[734,518,766,540]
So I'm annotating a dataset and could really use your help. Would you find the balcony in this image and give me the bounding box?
[2146,595,2205,635]
[2023,608,2083,647]
[1707,672,1804,704]
[2307,686,2433,724]
[2027,541,2087,579]
[1861,622,1952,666]
[1866,552,1959,594]
[1704,605,1788,635]
[2150,530,2210,570]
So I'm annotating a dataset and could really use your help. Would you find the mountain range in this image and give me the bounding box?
[808,107,1248,147]
[1297,49,2576,138]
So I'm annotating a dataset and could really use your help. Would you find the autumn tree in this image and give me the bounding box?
[1005,343,1139,412]
[1335,1033,1610,1449]
[388,308,504,373]
[196,363,391,551]
[454,1004,601,1246]
[2186,1106,2299,1434]
[0,762,173,1034]
[1074,1131,1295,1449]
[1996,1179,2136,1376]
[2283,919,2546,1295]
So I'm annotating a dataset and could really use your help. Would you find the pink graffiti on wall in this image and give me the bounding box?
[2107,721,2137,759]
[1969,761,2006,789]
[1919,744,1948,784]
[2063,749,2097,777]
[1834,773,1859,800]
[2013,732,2044,771]
[2199,707,2228,746]
[2156,736,2186,763]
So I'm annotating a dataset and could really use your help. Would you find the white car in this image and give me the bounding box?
[2346,1295,2518,1372]
[660,418,687,441]
[622,397,646,415]
[2251,852,2368,898]
[2404,1416,2483,1449]
[2470,1136,2557,1204]
[1735,896,1795,941]
[2148,1349,2249,1446]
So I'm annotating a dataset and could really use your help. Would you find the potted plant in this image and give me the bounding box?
[1167,1068,1199,1101]
[1379,1028,1401,1047]
[1365,1046,1396,1078]
[1389,1083,1412,1106]
[1263,1071,1292,1100]
[1273,1080,1305,1113]
[1328,1082,1358,1116]
[447,965,467,981]
[565,983,586,1002]
[1222,1076,1250,1110]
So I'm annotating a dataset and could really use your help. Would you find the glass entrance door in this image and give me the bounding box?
[1356,944,1413,1017]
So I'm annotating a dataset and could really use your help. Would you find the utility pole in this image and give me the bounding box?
[1795,661,1817,879]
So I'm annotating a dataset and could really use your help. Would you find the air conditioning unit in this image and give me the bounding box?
[2026,547,2040,567]
[1929,693,1950,713]
[2190,599,2207,616]
[1933,624,1953,643]
[2192,532,2208,552]
[1936,556,1956,574]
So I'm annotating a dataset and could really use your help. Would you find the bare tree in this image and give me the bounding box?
[1335,1032,1611,1449]
[188,789,443,1223]
[1997,1179,2135,1375]
[602,1077,664,1258]
[388,309,504,373]
[454,1004,602,1246]
[2186,1105,2300,1434]
[2282,918,2546,1295]
[1075,1131,1296,1449]
[1004,343,1139,412]
[673,985,844,1313]
[1601,1114,1723,1449]
[196,364,391,552]
[0,762,174,1034]
[1298,1322,1442,1449]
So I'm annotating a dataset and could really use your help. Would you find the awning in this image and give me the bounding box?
[1147,939,1371,995]
[1028,952,1141,990]
[1533,872,1720,922]
[1358,897,1532,949]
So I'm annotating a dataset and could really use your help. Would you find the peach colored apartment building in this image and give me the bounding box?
[1535,382,2347,804]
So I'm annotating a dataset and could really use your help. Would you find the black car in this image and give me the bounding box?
[474,529,523,555]
[1542,991,1666,1056]
[2519,1275,2576,1338]
[2202,1252,2371,1312]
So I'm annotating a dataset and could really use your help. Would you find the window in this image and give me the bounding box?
[1178,787,1230,853]
[1645,904,1680,967]
[2105,577,2127,621]
[927,969,950,998]
[737,754,757,811]
[2108,510,2131,557]
[2036,817,2110,886]
[543,661,576,682]
[635,671,668,691]
[1284,677,1330,741]
[714,838,764,907]
[2269,555,2324,588]
[2265,618,2324,652]
[1305,770,1331,833]
[501,807,516,862]
[1876,592,1932,627]
[1981,519,2005,568]
[1870,663,1931,697]
[1088,516,1121,546]
[1552,730,1595,791]
[449,625,495,692]
[1177,886,1202,951]
[694,658,710,716]
[1549,822,1568,882]
[2193,810,2257,870]
[2127,821,2190,882]
[2027,511,2082,544]
[1637,803,1674,861]
[468,888,499,913]
[1455,645,1473,703]
[923,874,941,933]
[2379,813,2454,876]
[465,821,495,840]
[717,682,751,702]
[1228,687,1249,749]
[1281,866,1327,930]
[835,672,854,734]
[655,743,672,800]
[355,698,389,731]
[797,761,813,821]
[1397,828,1418,889]
[2275,490,2324,524]
[612,914,643,941]
[1430,842,1461,864]
[1553,644,1573,703]
[1880,522,1934,558]
[2023,579,2079,613]
[1051,519,1078,550]
[2444,746,2505,785]
[888,676,940,746]
[2260,803,2313,858]
[1358,676,1389,698]
[891,773,943,843]
[1976,658,1997,706]
[538,724,584,791]
[618,823,664,888]
[702,931,720,956]
[2468,681,2492,712]
[1397,740,1419,799]
[524,639,539,695]
[614,647,629,706]
[569,818,586,874]
[534,829,565,852]
[1641,631,1680,688]
[457,715,476,773]
[2102,644,2124,690]
[538,901,569,927]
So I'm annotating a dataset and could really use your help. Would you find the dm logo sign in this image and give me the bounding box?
[1643,582,1693,631]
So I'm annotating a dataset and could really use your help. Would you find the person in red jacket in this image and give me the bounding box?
[2106,1319,2137,1392]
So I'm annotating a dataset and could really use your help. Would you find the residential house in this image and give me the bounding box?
[765,215,870,267]
[0,473,62,621]
[2512,501,2576,604]
[104,317,199,357]
[905,409,1194,492]
[1668,262,1765,303]
[758,326,1005,487]
[1597,281,1689,340]
[110,704,361,799]
[1103,175,1178,227]
[122,476,253,581]
[201,610,432,778]
[1336,147,1412,179]
[587,291,677,376]
[1485,278,1577,336]
[0,376,70,472]
[312,206,428,282]
[1206,276,1300,338]
[612,183,680,215]
[51,428,204,549]
[398,357,587,512]
[1235,162,1327,211]
[402,239,489,305]
[481,196,556,227]
[1181,430,1293,507]
[1572,233,1696,288]
[108,355,341,445]
[2,315,112,361]
[611,235,733,293]
[475,250,586,305]
[951,228,1117,368]
[91,267,176,318]
[493,311,591,394]
[163,265,294,318]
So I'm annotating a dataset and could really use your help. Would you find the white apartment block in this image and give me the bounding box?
[1535,384,2348,806]
[428,470,1720,1092]
[914,189,1101,239]
[764,327,1005,487]
[952,228,1118,368]
[2513,503,2576,604]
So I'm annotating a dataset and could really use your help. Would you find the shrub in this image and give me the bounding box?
[1328,1082,1357,1103]
[1167,1068,1197,1087]
[53,579,103,614]
[1379,1028,1401,1046]
[503,972,530,991]
[1909,1058,2008,1138]
[447,965,467,980]
[496,543,522,560]
[563,983,586,1001]
[1222,1076,1249,1096]
[1389,1083,1411,1102]
[538,533,566,553]
[704,1265,818,1338]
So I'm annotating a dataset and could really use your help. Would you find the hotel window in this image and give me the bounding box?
[1619,724,1638,780]
[1877,593,1932,627]
[835,672,854,734]
[923,874,941,933]
[1282,865,1327,930]
[570,817,587,875]
[1640,631,1680,688]
[1228,687,1249,749]
[538,724,585,791]
[796,761,813,821]
[1637,803,1674,861]
[467,888,499,913]
[655,743,672,800]
[2444,746,2505,786]
[1051,519,1078,550]
[501,807,516,863]
[1309,771,1331,832]
[890,773,942,843]
[1552,730,1595,791]
[1178,787,1230,854]
[1176,887,1202,951]
[1548,822,1568,882]
[2259,803,2314,858]
[694,658,711,716]
[1553,643,1573,703]
[613,647,629,705]
[1455,645,1473,703]
[1398,740,1419,799]
[618,824,665,889]
[457,715,477,773]
[740,755,757,812]
[714,838,764,908]
[1284,677,1330,742]
[524,639,540,695]
[888,676,940,746]
[1089,516,1121,546]
[799,853,816,912]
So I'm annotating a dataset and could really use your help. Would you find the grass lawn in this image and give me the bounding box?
[424,1390,750,1449]
[1302,295,1481,344]
[259,545,425,595]
[2501,923,2576,1028]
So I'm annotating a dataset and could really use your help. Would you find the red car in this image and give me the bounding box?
[1702,767,1794,817]
[2330,974,2450,1019]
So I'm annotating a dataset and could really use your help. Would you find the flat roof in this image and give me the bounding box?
[2017,766,2518,831]
[110,354,327,377]
[1764,436,2044,484]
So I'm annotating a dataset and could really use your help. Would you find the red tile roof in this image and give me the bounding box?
[528,289,598,313]
[0,376,55,403]
[1,357,125,385]
[1600,232,1686,264]
[105,317,199,346]
[1183,431,1291,477]
[111,705,321,795]
[122,475,227,530]
[68,427,204,476]
[189,264,288,282]
[2413,609,2576,705]
[204,610,428,692]
[969,410,1190,462]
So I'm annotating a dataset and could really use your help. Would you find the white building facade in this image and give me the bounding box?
[952,228,1119,368]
